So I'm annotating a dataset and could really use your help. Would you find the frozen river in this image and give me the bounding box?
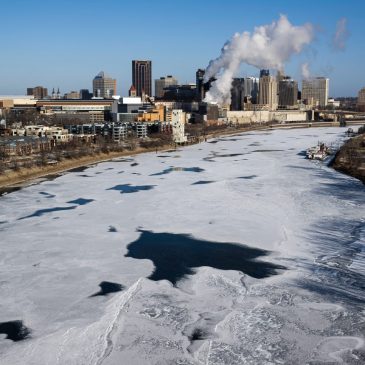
[0,127,364,364]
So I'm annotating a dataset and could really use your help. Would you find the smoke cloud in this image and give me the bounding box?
[332,18,349,51]
[204,15,314,105]
[301,62,311,79]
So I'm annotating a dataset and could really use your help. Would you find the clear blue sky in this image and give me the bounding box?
[1,0,364,97]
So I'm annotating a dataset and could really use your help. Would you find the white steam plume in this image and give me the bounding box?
[332,17,349,51]
[204,15,314,105]
[301,62,311,79]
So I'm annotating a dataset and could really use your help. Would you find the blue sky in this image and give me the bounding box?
[1,0,364,97]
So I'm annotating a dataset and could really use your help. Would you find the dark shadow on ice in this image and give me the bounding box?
[125,230,285,286]
[0,320,31,342]
[150,167,204,176]
[107,184,155,193]
[237,175,257,179]
[19,206,77,219]
[192,180,215,185]
[66,198,94,205]
[90,281,125,297]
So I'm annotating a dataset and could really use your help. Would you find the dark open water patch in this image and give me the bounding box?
[237,175,257,179]
[150,167,204,176]
[111,158,134,162]
[0,186,22,197]
[252,149,285,153]
[108,225,117,232]
[39,191,55,198]
[68,166,90,173]
[66,198,94,205]
[297,150,307,157]
[0,320,31,342]
[19,206,77,220]
[189,328,208,341]
[107,184,155,194]
[90,281,125,297]
[192,180,215,185]
[125,230,285,286]
[214,153,243,158]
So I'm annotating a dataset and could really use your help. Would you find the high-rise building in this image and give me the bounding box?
[132,60,152,97]
[230,78,245,111]
[155,75,178,99]
[278,77,298,108]
[258,75,278,110]
[196,69,205,101]
[260,69,270,77]
[302,77,329,108]
[93,71,117,98]
[27,86,48,99]
[244,77,259,104]
[357,87,365,112]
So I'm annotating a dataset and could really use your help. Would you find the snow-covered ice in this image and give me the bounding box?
[0,127,364,364]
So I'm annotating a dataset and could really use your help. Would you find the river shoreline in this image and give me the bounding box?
[0,121,344,192]
[332,132,365,184]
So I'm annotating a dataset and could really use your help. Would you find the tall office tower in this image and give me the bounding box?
[92,71,117,98]
[27,86,48,99]
[132,60,152,97]
[278,77,298,108]
[302,77,329,107]
[260,69,270,77]
[244,77,259,103]
[357,87,365,112]
[196,69,205,101]
[155,75,178,98]
[259,75,278,110]
[230,78,245,110]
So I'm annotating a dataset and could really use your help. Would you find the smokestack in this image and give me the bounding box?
[204,15,314,105]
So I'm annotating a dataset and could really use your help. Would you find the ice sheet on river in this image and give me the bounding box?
[0,127,364,364]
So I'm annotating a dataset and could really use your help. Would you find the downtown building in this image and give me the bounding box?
[258,74,278,110]
[132,60,152,97]
[230,78,245,111]
[27,86,48,100]
[302,77,329,108]
[155,75,178,99]
[92,71,117,98]
[278,77,298,109]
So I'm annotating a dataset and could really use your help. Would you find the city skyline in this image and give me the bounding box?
[0,0,364,97]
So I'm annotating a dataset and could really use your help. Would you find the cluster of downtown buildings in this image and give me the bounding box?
[1,60,364,145]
